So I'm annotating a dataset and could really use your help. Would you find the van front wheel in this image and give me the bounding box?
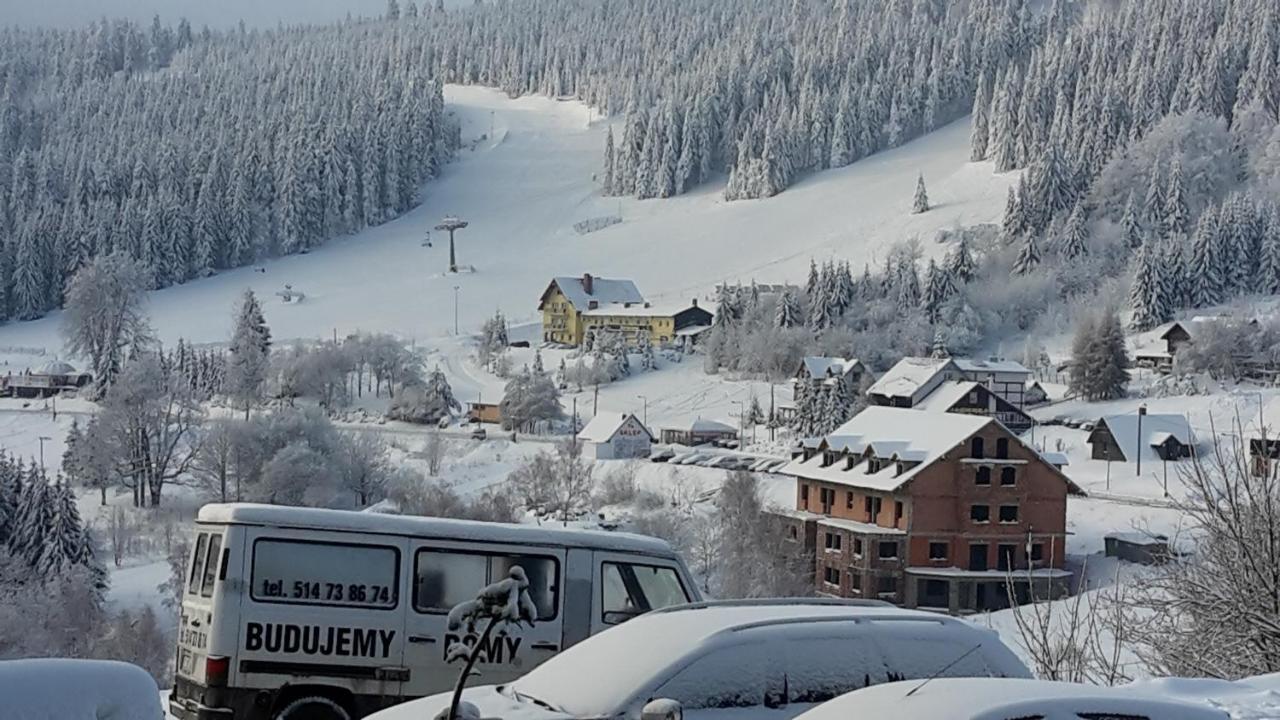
[274,696,353,720]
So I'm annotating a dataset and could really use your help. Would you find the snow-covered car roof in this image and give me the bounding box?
[197,503,676,557]
[792,678,1229,720]
[509,599,1026,718]
[0,659,164,720]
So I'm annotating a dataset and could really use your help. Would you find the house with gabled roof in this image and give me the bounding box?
[915,381,1035,434]
[577,412,653,460]
[782,406,1082,614]
[1086,412,1195,463]
[539,273,645,345]
[866,357,956,408]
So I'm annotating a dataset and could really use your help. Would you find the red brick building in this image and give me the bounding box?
[781,406,1083,614]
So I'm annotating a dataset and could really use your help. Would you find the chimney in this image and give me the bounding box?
[691,298,698,308]
[582,273,594,295]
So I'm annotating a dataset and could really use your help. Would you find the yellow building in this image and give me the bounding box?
[538,274,713,347]
[538,274,645,345]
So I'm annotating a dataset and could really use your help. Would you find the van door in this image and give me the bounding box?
[590,553,695,635]
[176,527,221,686]
[402,542,566,698]
[235,528,409,699]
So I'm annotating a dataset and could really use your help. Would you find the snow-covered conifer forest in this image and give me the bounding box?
[0,17,458,322]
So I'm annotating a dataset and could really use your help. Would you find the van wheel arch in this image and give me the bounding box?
[272,689,356,720]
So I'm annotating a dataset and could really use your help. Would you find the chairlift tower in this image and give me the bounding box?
[435,216,469,273]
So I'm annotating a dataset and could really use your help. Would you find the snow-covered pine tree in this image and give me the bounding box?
[1191,210,1226,309]
[895,255,921,312]
[602,126,616,196]
[912,174,930,214]
[226,289,271,417]
[1060,204,1089,260]
[9,466,53,566]
[921,259,947,322]
[806,259,820,298]
[1121,190,1143,249]
[775,288,803,328]
[1221,195,1259,296]
[1001,186,1025,243]
[1163,159,1189,240]
[1260,205,1280,295]
[1142,160,1165,230]
[532,349,544,375]
[637,331,656,371]
[947,237,976,284]
[0,455,19,545]
[1129,236,1171,331]
[1012,233,1041,276]
[36,479,93,576]
[930,326,950,359]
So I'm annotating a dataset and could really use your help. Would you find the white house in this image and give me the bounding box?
[577,412,653,460]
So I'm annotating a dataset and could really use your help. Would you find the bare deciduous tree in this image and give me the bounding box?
[1120,421,1280,679]
[89,354,204,507]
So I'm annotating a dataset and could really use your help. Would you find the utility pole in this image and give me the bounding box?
[637,394,647,427]
[1136,404,1147,477]
[593,384,599,415]
[435,216,469,274]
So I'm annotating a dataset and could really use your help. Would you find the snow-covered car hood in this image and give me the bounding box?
[368,685,573,720]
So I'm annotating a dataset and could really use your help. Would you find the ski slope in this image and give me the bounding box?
[0,85,1012,364]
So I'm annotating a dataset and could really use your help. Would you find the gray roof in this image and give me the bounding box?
[798,356,862,381]
[548,275,644,310]
[33,361,77,376]
[1094,414,1194,462]
[953,357,1032,375]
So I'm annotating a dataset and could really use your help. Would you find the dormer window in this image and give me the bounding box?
[895,462,905,476]
[845,455,858,471]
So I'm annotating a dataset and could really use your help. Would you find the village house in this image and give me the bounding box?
[538,273,713,348]
[576,412,653,460]
[659,418,738,447]
[866,357,955,408]
[864,357,1035,435]
[794,356,869,394]
[581,299,713,349]
[538,273,645,345]
[1135,317,1278,381]
[1086,412,1195,463]
[913,381,1035,434]
[3,361,93,399]
[952,358,1033,408]
[781,406,1082,614]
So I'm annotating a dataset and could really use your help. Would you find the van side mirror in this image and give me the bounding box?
[642,699,682,720]
[603,609,642,625]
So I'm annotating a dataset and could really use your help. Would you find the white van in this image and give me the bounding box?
[169,503,701,720]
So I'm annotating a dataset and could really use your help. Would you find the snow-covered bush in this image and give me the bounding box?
[507,441,593,523]
[388,367,460,424]
[384,469,520,523]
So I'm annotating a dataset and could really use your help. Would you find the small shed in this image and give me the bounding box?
[660,418,738,447]
[467,402,502,425]
[1105,532,1173,565]
[1250,437,1280,477]
[577,413,652,460]
[1024,381,1049,406]
[1087,413,1194,463]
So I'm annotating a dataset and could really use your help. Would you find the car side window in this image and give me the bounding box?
[781,636,891,704]
[601,562,690,625]
[652,646,774,709]
[415,550,560,620]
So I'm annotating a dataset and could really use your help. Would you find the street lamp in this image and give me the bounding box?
[1136,404,1147,478]
[435,216,469,274]
[37,435,51,472]
[453,285,460,335]
[731,400,744,448]
[637,395,648,428]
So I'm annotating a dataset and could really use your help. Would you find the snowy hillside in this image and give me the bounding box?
[0,86,1010,361]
